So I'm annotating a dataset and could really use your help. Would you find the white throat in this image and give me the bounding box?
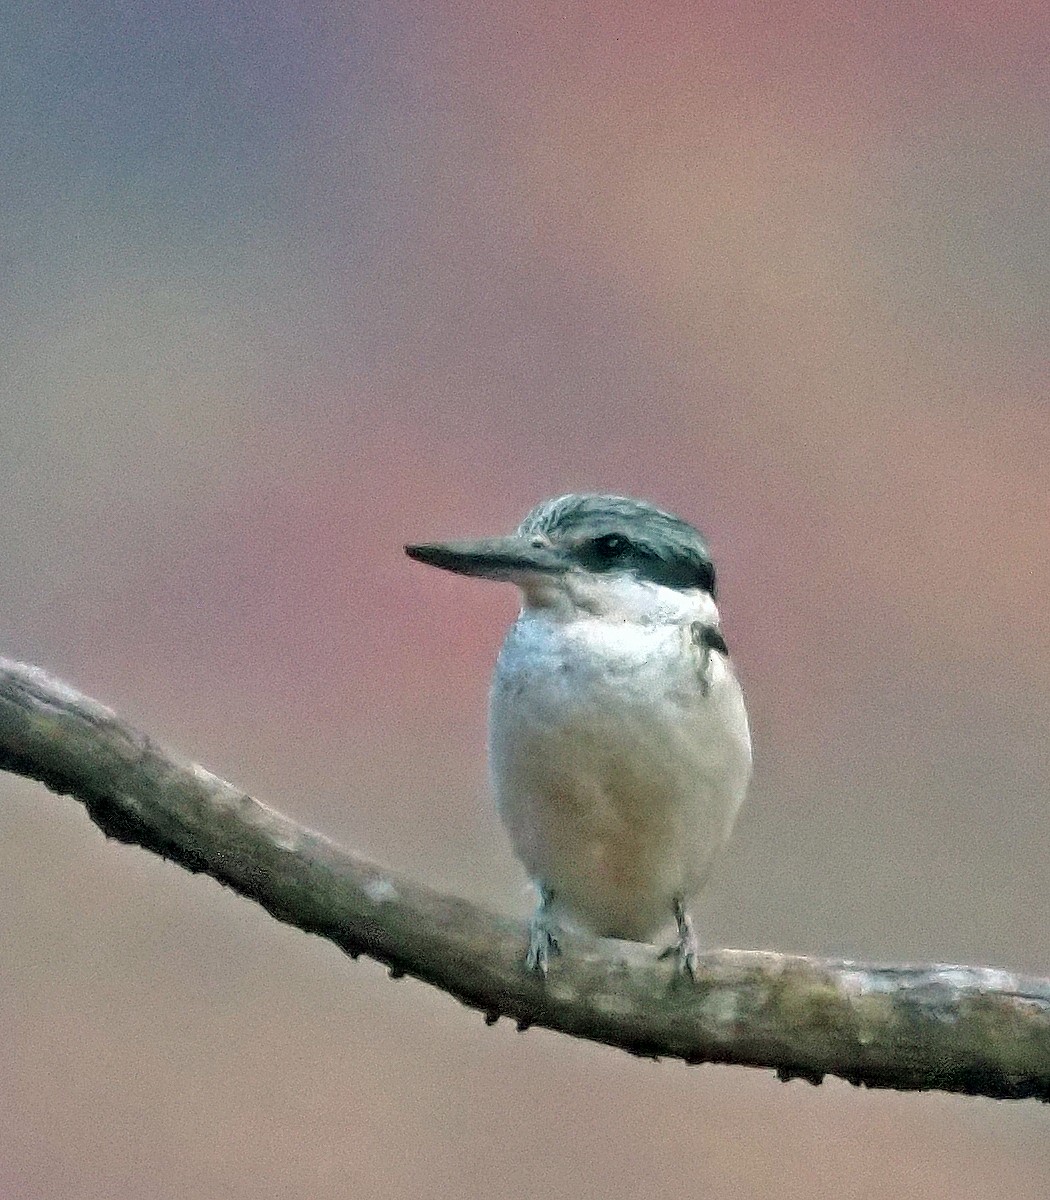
[519,570,719,628]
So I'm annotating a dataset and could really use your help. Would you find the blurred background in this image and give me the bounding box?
[3,3,1048,1197]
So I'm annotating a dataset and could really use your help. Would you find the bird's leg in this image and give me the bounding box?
[525,885,560,976]
[659,898,699,980]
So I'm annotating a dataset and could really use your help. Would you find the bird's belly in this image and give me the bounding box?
[489,623,751,941]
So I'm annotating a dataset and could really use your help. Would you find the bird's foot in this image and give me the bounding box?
[525,888,561,976]
[658,899,699,980]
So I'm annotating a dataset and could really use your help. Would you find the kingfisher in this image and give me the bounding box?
[405,494,752,976]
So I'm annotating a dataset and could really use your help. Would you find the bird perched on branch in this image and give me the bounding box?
[406,493,752,976]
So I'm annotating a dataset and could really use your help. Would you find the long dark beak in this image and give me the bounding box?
[405,535,572,581]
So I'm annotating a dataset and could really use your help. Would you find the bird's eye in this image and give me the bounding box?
[592,533,629,558]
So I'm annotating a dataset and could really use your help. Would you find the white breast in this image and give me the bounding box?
[488,592,752,942]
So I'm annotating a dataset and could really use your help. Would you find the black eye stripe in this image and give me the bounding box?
[574,532,715,594]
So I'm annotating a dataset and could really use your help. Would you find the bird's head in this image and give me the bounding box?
[406,494,719,624]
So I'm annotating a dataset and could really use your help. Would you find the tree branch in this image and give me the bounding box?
[1,657,1047,1102]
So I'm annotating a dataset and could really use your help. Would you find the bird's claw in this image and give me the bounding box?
[659,899,699,981]
[659,938,698,980]
[525,924,560,975]
[525,887,560,976]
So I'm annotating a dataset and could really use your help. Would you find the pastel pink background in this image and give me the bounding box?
[3,4,1048,1197]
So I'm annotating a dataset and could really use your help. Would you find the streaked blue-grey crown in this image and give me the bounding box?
[518,493,716,595]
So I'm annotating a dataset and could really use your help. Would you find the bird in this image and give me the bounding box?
[405,493,752,976]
